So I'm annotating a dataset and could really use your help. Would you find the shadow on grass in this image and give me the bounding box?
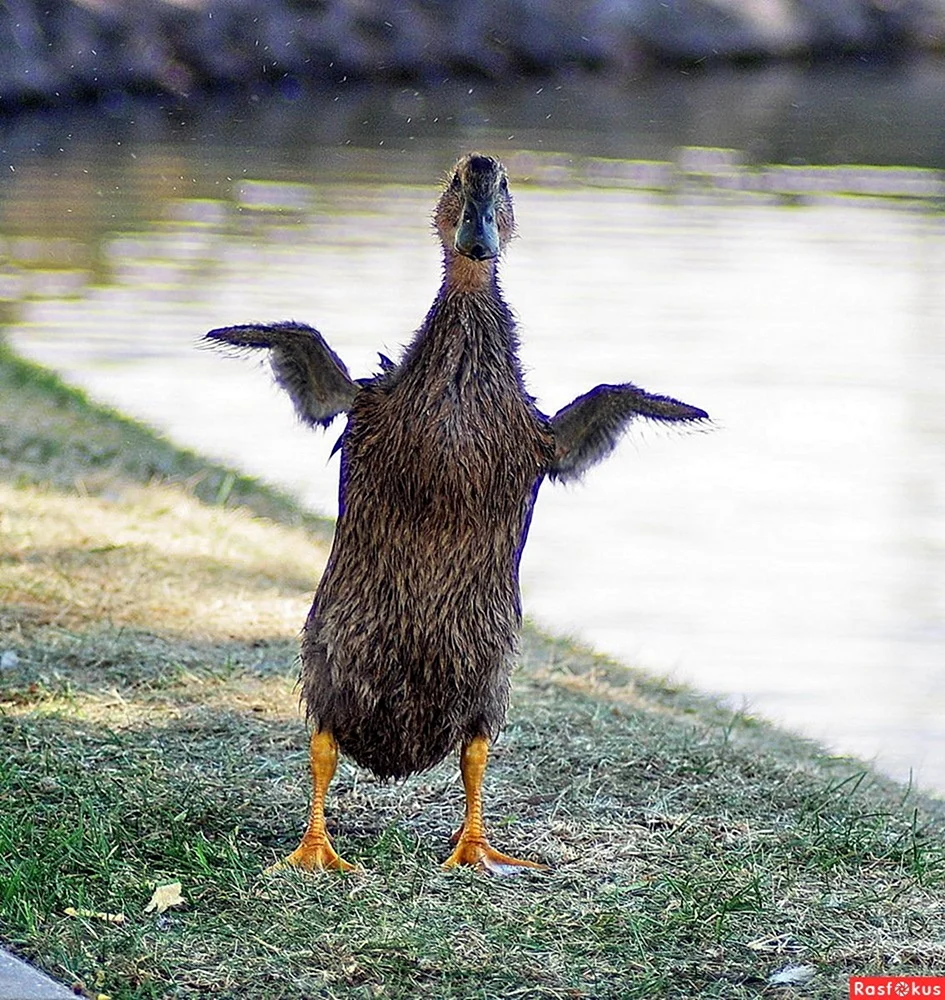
[0,625,302,697]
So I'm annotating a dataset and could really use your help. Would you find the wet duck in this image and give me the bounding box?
[204,153,708,873]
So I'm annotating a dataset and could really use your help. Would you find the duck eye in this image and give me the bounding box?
[450,173,461,191]
[499,176,508,192]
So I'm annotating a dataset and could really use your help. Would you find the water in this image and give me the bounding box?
[1,68,943,794]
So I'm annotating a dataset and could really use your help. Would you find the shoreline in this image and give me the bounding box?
[3,0,945,110]
[1,340,943,998]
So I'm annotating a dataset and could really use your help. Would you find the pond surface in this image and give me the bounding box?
[1,66,943,794]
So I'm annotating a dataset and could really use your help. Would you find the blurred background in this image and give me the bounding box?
[1,0,943,794]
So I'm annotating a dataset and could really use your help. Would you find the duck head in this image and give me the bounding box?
[434,154,516,266]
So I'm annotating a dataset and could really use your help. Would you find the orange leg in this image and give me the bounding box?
[266,730,356,873]
[442,735,547,875]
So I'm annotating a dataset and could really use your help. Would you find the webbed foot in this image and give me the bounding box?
[266,836,357,874]
[442,833,547,875]
[266,731,358,874]
[445,736,549,875]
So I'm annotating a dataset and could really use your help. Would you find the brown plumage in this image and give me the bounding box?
[204,153,708,873]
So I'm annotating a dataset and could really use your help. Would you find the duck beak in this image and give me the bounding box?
[455,195,500,260]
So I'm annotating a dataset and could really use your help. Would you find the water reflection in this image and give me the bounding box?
[1,107,943,796]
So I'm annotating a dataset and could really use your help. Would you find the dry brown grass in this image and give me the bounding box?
[0,480,325,641]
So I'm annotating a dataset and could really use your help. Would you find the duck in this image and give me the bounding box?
[204,153,708,873]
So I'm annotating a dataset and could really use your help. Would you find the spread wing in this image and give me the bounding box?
[549,382,709,483]
[202,321,357,428]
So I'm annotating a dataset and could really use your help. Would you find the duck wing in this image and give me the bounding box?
[203,321,357,428]
[549,383,709,483]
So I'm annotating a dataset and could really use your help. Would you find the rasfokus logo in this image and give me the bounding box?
[849,978,945,997]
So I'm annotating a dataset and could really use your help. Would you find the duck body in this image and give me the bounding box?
[303,287,554,778]
[205,153,709,872]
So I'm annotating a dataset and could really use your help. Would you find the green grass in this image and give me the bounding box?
[1,338,944,999]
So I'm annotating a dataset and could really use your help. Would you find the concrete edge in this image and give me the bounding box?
[0,948,77,1000]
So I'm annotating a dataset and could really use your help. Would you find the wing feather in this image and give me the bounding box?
[203,321,356,428]
[550,383,708,483]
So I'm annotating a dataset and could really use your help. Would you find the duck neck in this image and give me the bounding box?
[402,251,522,388]
[440,249,498,295]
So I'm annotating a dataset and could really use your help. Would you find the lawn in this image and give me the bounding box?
[1,342,943,999]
